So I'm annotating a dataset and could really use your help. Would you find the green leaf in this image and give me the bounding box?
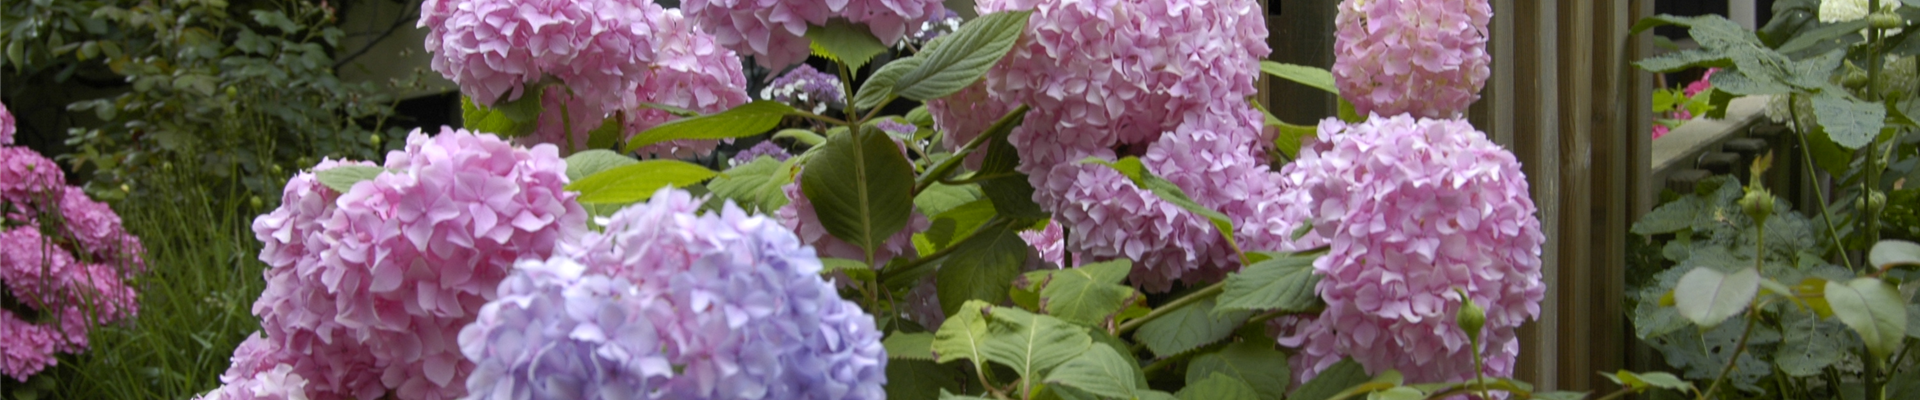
[1338,98,1363,123]
[251,10,303,32]
[938,390,996,400]
[932,300,993,366]
[1824,277,1908,359]
[566,160,718,204]
[1260,61,1338,95]
[937,219,1030,315]
[1811,93,1885,149]
[1870,239,1920,270]
[1176,373,1257,400]
[1888,361,1920,400]
[916,182,982,218]
[625,101,795,153]
[1606,370,1693,391]
[885,332,936,361]
[1532,391,1593,400]
[1215,253,1322,316]
[924,199,998,252]
[822,257,874,282]
[1273,121,1316,160]
[1081,156,1245,263]
[1135,296,1251,358]
[801,128,917,260]
[707,156,797,213]
[1631,196,1706,235]
[564,149,638,182]
[315,166,388,193]
[1044,345,1141,399]
[1776,20,1870,54]
[855,57,925,111]
[774,129,827,147]
[983,307,1094,381]
[462,91,546,137]
[893,11,1032,100]
[1024,260,1137,327]
[1673,266,1761,327]
[1635,49,1731,72]
[1290,358,1368,400]
[1774,310,1848,377]
[977,107,1045,220]
[1187,342,1293,400]
[807,19,888,71]
[585,115,625,151]
[889,360,968,400]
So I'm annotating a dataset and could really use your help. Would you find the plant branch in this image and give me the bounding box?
[332,0,422,69]
[1591,386,1640,400]
[1789,94,1856,270]
[1700,314,1760,400]
[794,110,852,127]
[913,104,1029,196]
[1117,281,1224,335]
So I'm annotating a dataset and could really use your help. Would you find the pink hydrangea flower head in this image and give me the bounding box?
[841,0,946,47]
[1280,115,1545,384]
[0,101,15,145]
[520,89,606,155]
[627,9,754,159]
[227,128,587,400]
[420,0,666,110]
[1,147,64,204]
[925,81,1012,170]
[1332,0,1493,119]
[682,0,940,68]
[979,0,1270,148]
[54,187,145,269]
[469,188,886,399]
[1041,160,1232,292]
[0,312,70,381]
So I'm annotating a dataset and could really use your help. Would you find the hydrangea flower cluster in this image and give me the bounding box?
[1272,115,1545,385]
[460,188,886,399]
[910,8,963,45]
[0,102,14,145]
[0,139,145,382]
[761,64,847,114]
[732,141,793,165]
[924,81,1009,170]
[626,9,754,159]
[202,128,586,400]
[680,0,942,68]
[1331,0,1493,119]
[419,0,665,109]
[947,0,1277,291]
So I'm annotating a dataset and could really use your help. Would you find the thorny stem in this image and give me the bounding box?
[1700,314,1760,400]
[1789,94,1856,270]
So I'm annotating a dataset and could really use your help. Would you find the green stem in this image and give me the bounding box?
[1866,346,1885,400]
[1117,282,1225,335]
[1470,336,1489,400]
[794,110,851,127]
[1700,314,1760,400]
[1591,387,1641,400]
[560,94,576,155]
[1789,94,1856,270]
[940,172,1022,186]
[913,104,1030,196]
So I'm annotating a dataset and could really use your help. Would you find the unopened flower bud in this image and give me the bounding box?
[1844,62,1871,89]
[1871,12,1904,30]
[1866,189,1887,215]
[1741,187,1775,224]
[1454,288,1486,343]
[251,196,264,209]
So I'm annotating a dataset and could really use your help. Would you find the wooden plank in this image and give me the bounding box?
[1556,0,1596,391]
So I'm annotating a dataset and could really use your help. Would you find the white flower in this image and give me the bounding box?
[1821,0,1900,23]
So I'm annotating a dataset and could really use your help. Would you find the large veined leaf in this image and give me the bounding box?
[315,166,389,193]
[583,114,624,152]
[1603,370,1693,392]
[1176,373,1258,400]
[1289,358,1367,400]
[1022,260,1137,327]
[1870,239,1920,270]
[981,307,1092,382]
[891,11,1032,100]
[1259,61,1337,95]
[1825,277,1908,358]
[935,219,1029,316]
[564,149,638,181]
[1774,310,1849,377]
[1043,345,1143,399]
[914,181,981,218]
[565,160,718,204]
[706,155,798,213]
[625,101,796,152]
[888,360,967,400]
[801,128,917,261]
[1810,93,1885,149]
[1215,253,1322,316]
[931,300,992,366]
[854,57,924,111]
[1135,296,1250,358]
[976,106,1046,220]
[1672,266,1761,328]
[807,19,887,71]
[461,90,545,138]
[1187,342,1293,400]
[884,332,936,361]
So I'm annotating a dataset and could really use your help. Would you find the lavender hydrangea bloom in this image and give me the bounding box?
[874,119,916,137]
[1332,0,1492,118]
[761,64,846,114]
[1275,115,1544,386]
[463,188,885,400]
[732,141,791,165]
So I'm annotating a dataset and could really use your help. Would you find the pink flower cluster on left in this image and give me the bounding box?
[0,101,148,382]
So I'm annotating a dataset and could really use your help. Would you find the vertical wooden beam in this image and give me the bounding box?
[1555,0,1596,392]
[1488,0,1560,389]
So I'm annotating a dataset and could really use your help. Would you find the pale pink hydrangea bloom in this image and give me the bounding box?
[0,147,64,203]
[925,81,1012,170]
[681,0,941,68]
[0,102,14,145]
[419,0,665,110]
[206,128,587,400]
[1274,115,1545,386]
[1332,0,1493,119]
[628,9,753,159]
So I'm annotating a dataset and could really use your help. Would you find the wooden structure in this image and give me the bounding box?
[1260,0,1658,394]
